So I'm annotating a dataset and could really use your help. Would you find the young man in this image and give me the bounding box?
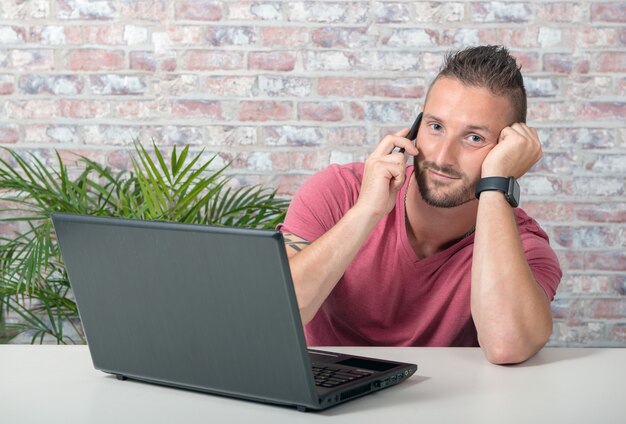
[278,45,562,364]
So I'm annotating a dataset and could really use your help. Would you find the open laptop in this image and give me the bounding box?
[52,213,417,411]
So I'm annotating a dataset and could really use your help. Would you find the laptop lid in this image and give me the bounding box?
[52,213,416,411]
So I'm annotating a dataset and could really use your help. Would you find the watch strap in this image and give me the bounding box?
[475,176,519,207]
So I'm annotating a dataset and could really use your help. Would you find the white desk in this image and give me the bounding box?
[1,346,624,424]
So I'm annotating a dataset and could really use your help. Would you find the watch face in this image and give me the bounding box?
[508,178,520,207]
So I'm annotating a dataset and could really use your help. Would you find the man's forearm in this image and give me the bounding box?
[288,206,381,325]
[471,191,553,364]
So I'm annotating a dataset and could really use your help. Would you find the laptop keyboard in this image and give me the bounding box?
[312,364,373,388]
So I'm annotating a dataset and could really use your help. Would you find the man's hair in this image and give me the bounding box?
[428,45,527,123]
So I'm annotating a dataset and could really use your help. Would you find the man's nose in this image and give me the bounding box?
[433,136,459,167]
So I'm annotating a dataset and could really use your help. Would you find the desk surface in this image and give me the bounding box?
[2,346,624,424]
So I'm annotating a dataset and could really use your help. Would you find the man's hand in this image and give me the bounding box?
[355,128,419,220]
[481,123,542,179]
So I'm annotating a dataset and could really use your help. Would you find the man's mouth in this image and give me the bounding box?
[428,168,460,181]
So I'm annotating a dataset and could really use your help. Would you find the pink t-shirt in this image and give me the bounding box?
[278,163,562,347]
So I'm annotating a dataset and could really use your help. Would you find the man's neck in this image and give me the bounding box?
[404,174,478,259]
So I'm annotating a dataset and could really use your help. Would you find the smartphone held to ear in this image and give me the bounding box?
[398,112,422,154]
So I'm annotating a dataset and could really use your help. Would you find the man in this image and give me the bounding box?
[277,45,562,364]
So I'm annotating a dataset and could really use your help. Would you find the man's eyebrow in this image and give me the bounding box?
[424,113,494,136]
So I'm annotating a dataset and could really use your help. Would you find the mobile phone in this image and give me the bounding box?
[398,112,422,154]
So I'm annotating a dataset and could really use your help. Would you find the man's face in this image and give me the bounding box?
[414,77,514,208]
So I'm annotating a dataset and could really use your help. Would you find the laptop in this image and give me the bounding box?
[52,213,417,411]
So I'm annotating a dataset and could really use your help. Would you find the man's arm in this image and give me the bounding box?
[283,129,418,325]
[471,123,553,365]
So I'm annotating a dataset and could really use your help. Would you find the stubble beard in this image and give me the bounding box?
[414,159,476,208]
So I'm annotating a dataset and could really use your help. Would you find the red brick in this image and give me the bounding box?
[375,78,425,99]
[165,26,204,45]
[509,52,540,72]
[83,25,125,45]
[58,0,118,20]
[119,1,168,21]
[260,27,308,47]
[610,324,626,343]
[6,100,58,119]
[114,100,162,119]
[238,101,293,121]
[577,27,623,48]
[0,26,26,43]
[561,274,623,296]
[171,100,223,119]
[248,51,296,71]
[24,125,79,144]
[262,126,323,147]
[595,52,626,72]
[413,2,464,22]
[585,251,626,272]
[579,128,621,150]
[575,203,626,223]
[577,102,626,120]
[106,149,132,170]
[181,50,243,71]
[326,127,368,146]
[521,201,574,222]
[552,226,623,249]
[318,78,368,97]
[590,299,626,319]
[471,2,533,22]
[60,99,110,119]
[304,51,357,71]
[287,2,367,24]
[228,2,283,20]
[176,1,223,21]
[373,2,411,23]
[18,75,84,95]
[0,125,19,143]
[573,177,623,196]
[0,75,14,95]
[591,3,626,23]
[129,51,156,71]
[382,28,438,48]
[204,76,256,97]
[536,2,585,22]
[160,56,177,72]
[90,75,147,95]
[298,102,344,121]
[350,102,365,120]
[364,102,415,122]
[205,26,257,46]
[312,27,369,48]
[374,51,422,72]
[67,49,125,71]
[543,53,573,73]
[274,174,312,196]
[11,49,54,70]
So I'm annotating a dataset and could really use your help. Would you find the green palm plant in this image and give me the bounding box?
[0,142,289,344]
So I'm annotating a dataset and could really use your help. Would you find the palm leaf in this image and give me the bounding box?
[0,141,289,344]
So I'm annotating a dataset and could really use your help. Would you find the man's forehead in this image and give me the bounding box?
[424,77,516,130]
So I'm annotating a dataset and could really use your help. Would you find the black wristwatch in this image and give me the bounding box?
[475,176,520,208]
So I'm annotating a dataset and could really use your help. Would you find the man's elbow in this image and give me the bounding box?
[482,343,537,365]
[481,329,552,365]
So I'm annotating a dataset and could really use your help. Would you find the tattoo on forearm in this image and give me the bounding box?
[283,233,311,252]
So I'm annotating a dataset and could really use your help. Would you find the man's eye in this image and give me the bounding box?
[468,134,482,143]
[430,123,442,131]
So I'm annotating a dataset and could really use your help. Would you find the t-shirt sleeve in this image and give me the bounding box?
[277,164,360,242]
[520,232,562,301]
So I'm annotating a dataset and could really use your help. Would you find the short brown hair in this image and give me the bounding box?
[428,45,527,123]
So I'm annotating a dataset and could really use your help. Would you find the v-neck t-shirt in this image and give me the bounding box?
[278,163,562,347]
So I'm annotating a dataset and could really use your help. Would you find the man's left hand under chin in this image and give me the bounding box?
[481,123,542,179]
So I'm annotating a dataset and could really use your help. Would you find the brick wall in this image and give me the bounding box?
[0,1,624,346]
